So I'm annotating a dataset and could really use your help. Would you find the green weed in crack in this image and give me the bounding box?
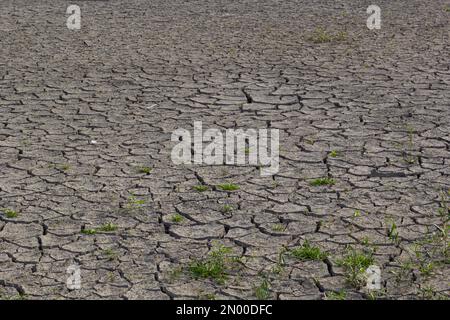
[387,219,400,245]
[254,277,271,300]
[81,228,97,235]
[403,191,450,277]
[271,246,287,274]
[418,262,434,276]
[137,166,152,174]
[310,177,336,187]
[325,290,347,300]
[329,150,339,158]
[221,205,233,214]
[271,224,286,232]
[189,244,241,284]
[2,208,18,219]
[98,222,118,232]
[81,223,118,235]
[171,213,184,223]
[102,248,118,261]
[290,240,327,261]
[337,247,374,288]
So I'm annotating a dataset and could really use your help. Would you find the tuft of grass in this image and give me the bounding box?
[290,240,327,261]
[189,244,240,284]
[137,166,152,174]
[325,290,347,300]
[310,177,336,187]
[337,247,374,288]
[3,208,18,218]
[98,222,118,232]
[271,224,286,232]
[217,184,240,191]
[254,278,271,300]
[82,223,119,235]
[419,262,434,277]
[445,5,450,12]
[193,185,208,192]
[171,214,184,223]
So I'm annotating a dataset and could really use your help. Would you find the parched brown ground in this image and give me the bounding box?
[0,0,449,300]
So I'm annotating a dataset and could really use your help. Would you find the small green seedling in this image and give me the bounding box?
[3,209,18,218]
[171,214,184,223]
[138,166,152,174]
[388,221,399,244]
[221,205,233,213]
[329,150,339,158]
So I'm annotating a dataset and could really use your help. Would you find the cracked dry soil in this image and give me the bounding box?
[0,0,449,300]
